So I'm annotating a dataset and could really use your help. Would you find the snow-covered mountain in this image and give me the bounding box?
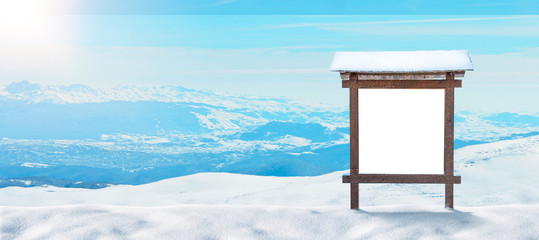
[0,81,538,239]
[0,135,537,239]
[2,134,538,207]
[0,81,538,187]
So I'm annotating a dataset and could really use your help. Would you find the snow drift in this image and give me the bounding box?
[1,135,538,239]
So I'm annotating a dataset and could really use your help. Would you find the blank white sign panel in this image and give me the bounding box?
[357,89,444,174]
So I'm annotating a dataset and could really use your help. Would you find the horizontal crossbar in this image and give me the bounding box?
[342,80,462,89]
[342,174,461,184]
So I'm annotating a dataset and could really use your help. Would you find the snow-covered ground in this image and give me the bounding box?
[2,205,537,240]
[1,136,538,239]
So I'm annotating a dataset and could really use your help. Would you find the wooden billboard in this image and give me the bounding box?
[330,50,474,209]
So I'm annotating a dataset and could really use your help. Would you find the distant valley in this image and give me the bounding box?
[1,81,538,188]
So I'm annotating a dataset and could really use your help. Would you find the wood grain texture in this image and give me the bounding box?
[351,182,359,209]
[342,174,461,184]
[342,80,462,89]
[349,87,358,173]
[445,184,454,208]
[444,72,456,208]
[348,76,359,209]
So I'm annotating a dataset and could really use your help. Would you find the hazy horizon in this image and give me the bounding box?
[1,2,538,112]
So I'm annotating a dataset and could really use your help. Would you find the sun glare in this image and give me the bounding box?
[0,0,78,72]
[0,0,74,46]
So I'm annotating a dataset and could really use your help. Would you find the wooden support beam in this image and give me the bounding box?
[342,80,462,89]
[342,174,461,184]
[349,75,359,209]
[445,184,454,208]
[351,181,358,210]
[444,72,456,209]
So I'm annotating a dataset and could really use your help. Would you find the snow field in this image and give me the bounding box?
[1,125,538,239]
[1,205,537,240]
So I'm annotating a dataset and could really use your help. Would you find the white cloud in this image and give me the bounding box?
[262,16,539,30]
[0,46,342,105]
[169,68,327,75]
[251,16,539,37]
[465,53,539,86]
[2,45,538,111]
[321,24,539,37]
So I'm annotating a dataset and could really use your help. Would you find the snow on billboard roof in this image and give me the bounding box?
[329,50,473,73]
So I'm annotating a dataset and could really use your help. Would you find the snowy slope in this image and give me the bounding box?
[0,135,538,239]
[1,205,537,240]
[1,135,537,207]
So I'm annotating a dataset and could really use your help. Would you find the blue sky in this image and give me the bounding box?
[1,1,539,112]
[34,0,539,15]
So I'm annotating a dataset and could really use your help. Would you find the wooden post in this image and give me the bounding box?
[444,72,455,208]
[349,73,359,209]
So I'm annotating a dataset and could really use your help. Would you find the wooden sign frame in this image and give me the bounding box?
[341,71,462,209]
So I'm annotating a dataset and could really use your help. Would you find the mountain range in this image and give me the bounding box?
[1,80,538,188]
